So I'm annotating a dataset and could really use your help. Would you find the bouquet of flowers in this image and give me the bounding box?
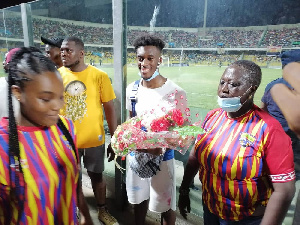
[111,108,203,157]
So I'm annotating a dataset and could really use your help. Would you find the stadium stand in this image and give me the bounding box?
[0,11,299,68]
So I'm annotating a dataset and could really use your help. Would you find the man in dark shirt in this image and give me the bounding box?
[41,36,64,68]
[261,49,300,225]
[261,50,300,179]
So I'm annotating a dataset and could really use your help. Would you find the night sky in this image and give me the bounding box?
[12,0,300,28]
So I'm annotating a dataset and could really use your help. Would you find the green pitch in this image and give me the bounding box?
[104,65,282,120]
[1,64,281,120]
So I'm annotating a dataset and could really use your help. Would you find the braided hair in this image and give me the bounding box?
[7,47,57,223]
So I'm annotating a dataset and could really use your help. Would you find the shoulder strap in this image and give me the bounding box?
[130,80,140,117]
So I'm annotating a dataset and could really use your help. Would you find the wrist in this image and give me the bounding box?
[179,187,190,195]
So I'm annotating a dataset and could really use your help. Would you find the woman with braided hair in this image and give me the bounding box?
[0,47,79,224]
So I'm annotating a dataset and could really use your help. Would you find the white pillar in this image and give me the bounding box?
[112,0,128,210]
[21,3,34,47]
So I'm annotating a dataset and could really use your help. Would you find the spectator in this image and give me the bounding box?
[261,49,300,179]
[59,36,118,225]
[271,61,300,225]
[271,62,300,135]
[179,60,295,225]
[125,34,187,225]
[0,47,79,224]
[41,36,64,68]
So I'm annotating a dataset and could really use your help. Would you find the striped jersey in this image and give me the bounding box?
[0,117,79,225]
[195,105,295,221]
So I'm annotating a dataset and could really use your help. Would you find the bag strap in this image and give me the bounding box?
[129,80,140,117]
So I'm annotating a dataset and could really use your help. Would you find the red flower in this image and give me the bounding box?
[150,117,171,132]
[134,120,142,128]
[170,109,185,126]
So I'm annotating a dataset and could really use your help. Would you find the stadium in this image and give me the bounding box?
[1,11,299,110]
[0,0,300,224]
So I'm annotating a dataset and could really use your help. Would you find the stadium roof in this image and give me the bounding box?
[0,0,35,9]
[1,0,300,27]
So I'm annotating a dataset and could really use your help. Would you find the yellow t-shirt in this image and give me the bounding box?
[59,65,116,148]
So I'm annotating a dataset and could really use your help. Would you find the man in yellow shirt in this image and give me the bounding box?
[60,36,118,225]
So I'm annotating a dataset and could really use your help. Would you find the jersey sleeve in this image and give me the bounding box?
[261,84,269,103]
[99,71,116,103]
[264,127,295,183]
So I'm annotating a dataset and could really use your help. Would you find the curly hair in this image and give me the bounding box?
[231,60,262,88]
[133,33,165,52]
[63,36,85,50]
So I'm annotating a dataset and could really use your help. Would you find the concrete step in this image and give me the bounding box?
[81,167,204,225]
[80,134,298,225]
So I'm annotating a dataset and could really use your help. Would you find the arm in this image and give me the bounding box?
[271,62,300,135]
[282,62,300,91]
[178,148,200,219]
[128,110,133,119]
[103,100,117,161]
[260,181,295,225]
[261,126,296,224]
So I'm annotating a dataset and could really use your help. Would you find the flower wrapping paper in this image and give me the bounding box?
[111,108,203,157]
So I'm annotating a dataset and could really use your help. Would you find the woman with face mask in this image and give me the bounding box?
[178,60,295,225]
[0,47,79,224]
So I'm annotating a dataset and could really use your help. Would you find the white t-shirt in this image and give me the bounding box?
[126,79,187,119]
[0,77,19,118]
[125,78,187,211]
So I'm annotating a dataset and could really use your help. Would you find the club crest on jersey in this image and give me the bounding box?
[239,132,255,147]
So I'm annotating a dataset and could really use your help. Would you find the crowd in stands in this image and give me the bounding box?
[199,30,264,48]
[261,27,300,47]
[0,15,299,49]
[0,45,281,68]
[0,16,23,38]
[127,30,199,48]
[32,18,114,45]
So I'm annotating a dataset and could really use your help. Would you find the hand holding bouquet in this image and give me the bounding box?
[111,108,203,157]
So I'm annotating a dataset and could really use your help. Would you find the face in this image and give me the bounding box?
[45,44,62,67]
[60,40,83,69]
[136,46,162,80]
[13,71,65,127]
[217,65,250,99]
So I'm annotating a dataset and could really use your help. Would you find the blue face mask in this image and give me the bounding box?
[138,69,160,81]
[217,96,242,112]
[217,86,253,112]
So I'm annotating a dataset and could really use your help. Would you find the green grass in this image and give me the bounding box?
[104,65,281,115]
[1,63,281,120]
